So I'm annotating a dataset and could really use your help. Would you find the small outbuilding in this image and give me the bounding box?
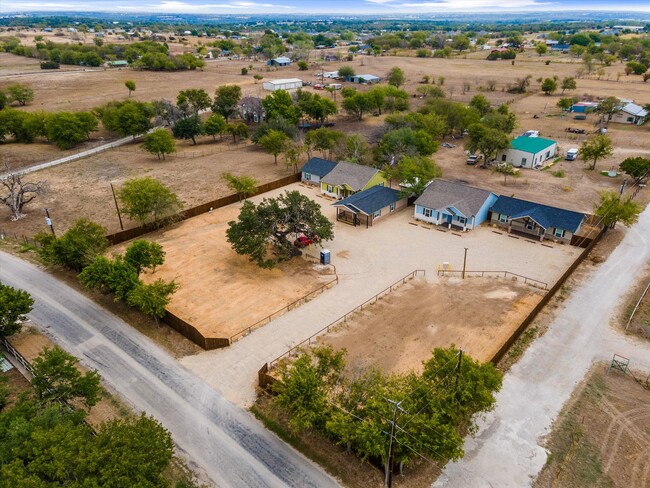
[333,186,406,228]
[610,102,648,126]
[267,56,292,67]
[301,157,338,185]
[262,78,303,91]
[496,136,557,169]
[350,74,381,84]
[570,102,599,113]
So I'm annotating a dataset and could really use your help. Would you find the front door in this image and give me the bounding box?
[446,214,452,225]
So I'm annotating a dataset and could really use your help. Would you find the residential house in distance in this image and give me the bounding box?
[496,136,557,169]
[333,186,407,228]
[413,180,498,231]
[106,60,129,68]
[610,102,648,126]
[262,78,303,91]
[349,74,381,84]
[239,97,265,123]
[320,161,386,199]
[267,56,292,67]
[489,196,585,244]
[301,157,338,185]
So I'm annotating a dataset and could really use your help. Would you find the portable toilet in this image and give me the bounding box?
[320,249,331,265]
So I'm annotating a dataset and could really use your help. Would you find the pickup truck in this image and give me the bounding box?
[466,154,480,165]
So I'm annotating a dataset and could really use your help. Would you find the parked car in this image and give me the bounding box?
[313,84,324,90]
[466,154,480,165]
[565,148,579,161]
[294,235,318,248]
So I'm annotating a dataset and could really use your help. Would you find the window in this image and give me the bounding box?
[525,222,536,230]
[379,182,385,187]
[304,173,311,181]
[373,209,381,218]
[521,158,527,165]
[545,151,550,158]
[457,216,466,224]
[554,228,565,238]
[390,203,396,212]
[423,208,433,217]
[627,117,634,122]
[501,154,507,162]
[327,185,333,193]
[499,214,507,223]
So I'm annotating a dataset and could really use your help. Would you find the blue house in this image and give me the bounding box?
[489,196,585,244]
[301,157,337,185]
[267,56,292,67]
[413,180,498,231]
[332,186,407,228]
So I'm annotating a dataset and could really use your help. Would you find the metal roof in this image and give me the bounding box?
[620,102,649,117]
[510,136,557,154]
[490,196,585,232]
[265,78,303,85]
[414,180,495,218]
[332,186,402,215]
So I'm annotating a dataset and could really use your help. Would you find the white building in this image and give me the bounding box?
[610,102,648,126]
[496,136,558,169]
[262,78,303,91]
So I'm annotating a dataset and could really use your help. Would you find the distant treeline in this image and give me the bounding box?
[0,38,204,70]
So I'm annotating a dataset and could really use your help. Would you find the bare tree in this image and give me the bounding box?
[0,162,47,220]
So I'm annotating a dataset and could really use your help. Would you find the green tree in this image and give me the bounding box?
[396,155,442,197]
[262,90,299,125]
[79,254,140,302]
[452,35,470,52]
[117,177,182,226]
[535,43,548,56]
[225,122,249,144]
[379,128,437,163]
[177,88,212,113]
[465,124,510,162]
[469,94,491,116]
[579,134,613,170]
[142,128,176,160]
[7,83,35,106]
[297,60,309,70]
[342,92,372,120]
[387,66,405,88]
[0,89,7,110]
[226,190,334,268]
[595,191,642,228]
[305,127,344,159]
[597,96,620,126]
[125,80,136,98]
[557,97,577,112]
[31,346,101,408]
[541,77,558,95]
[0,284,33,337]
[337,65,355,80]
[222,172,258,201]
[45,112,97,149]
[333,133,372,165]
[124,240,165,274]
[297,93,337,124]
[96,100,154,138]
[172,114,203,145]
[258,129,291,164]
[37,218,109,272]
[560,77,577,94]
[493,163,520,185]
[212,85,242,121]
[127,279,178,325]
[204,113,227,141]
[365,86,386,115]
[619,157,650,183]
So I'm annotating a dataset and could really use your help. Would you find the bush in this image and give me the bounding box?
[241,67,248,75]
[40,61,60,69]
[37,219,109,272]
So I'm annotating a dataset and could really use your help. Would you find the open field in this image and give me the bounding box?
[114,202,334,339]
[314,278,544,374]
[535,365,650,488]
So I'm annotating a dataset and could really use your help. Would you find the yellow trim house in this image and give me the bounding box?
[320,161,387,199]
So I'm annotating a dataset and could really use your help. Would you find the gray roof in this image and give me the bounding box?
[321,161,380,191]
[414,180,495,218]
[621,102,648,117]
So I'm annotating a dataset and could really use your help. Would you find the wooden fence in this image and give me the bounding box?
[489,227,606,364]
[106,173,301,245]
[162,311,230,350]
[437,269,548,290]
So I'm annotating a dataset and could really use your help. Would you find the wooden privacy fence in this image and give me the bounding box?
[230,275,339,344]
[489,227,605,364]
[437,269,548,290]
[106,173,300,245]
[266,269,426,372]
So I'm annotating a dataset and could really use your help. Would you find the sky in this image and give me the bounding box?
[2,0,650,14]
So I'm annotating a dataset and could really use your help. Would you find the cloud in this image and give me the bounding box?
[366,0,553,9]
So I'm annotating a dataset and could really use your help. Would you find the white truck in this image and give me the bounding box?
[565,148,579,161]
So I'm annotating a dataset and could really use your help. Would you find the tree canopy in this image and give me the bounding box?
[212,85,242,121]
[226,190,333,268]
[142,128,176,160]
[0,284,33,337]
[465,124,510,162]
[579,134,613,170]
[117,177,182,227]
[394,155,442,197]
[37,218,109,272]
[96,100,154,138]
[619,157,650,182]
[595,191,642,229]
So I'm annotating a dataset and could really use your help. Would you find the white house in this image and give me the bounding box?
[496,136,557,169]
[610,102,648,126]
[262,78,303,91]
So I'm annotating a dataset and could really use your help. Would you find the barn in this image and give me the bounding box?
[262,78,303,91]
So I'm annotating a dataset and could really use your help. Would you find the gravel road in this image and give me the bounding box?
[0,252,339,488]
[434,204,650,487]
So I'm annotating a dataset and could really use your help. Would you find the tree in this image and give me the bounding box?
[333,133,372,165]
[465,124,510,162]
[595,191,641,229]
[305,127,344,159]
[396,156,442,197]
[541,77,558,95]
[342,92,372,120]
[0,284,33,337]
[79,254,140,302]
[297,93,337,124]
[469,94,491,116]
[379,128,437,163]
[262,90,299,125]
[258,129,290,164]
[96,100,154,138]
[253,74,264,84]
[125,80,136,98]
[124,239,165,274]
[560,77,577,94]
[387,66,405,88]
[597,96,620,127]
[557,97,577,112]
[535,43,548,56]
[0,162,47,220]
[141,128,176,160]
[0,89,7,110]
[37,218,109,272]
[297,60,309,71]
[31,346,101,408]
[177,88,212,113]
[338,65,356,80]
[226,190,334,268]
[493,163,520,185]
[46,112,97,149]
[212,85,242,121]
[7,83,35,106]
[172,114,203,145]
[452,35,470,52]
[365,87,386,115]
[619,157,650,183]
[222,172,257,201]
[204,113,227,141]
[127,279,178,325]
[579,134,613,170]
[226,122,249,144]
[117,177,182,226]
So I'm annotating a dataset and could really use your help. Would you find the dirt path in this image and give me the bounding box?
[433,205,650,488]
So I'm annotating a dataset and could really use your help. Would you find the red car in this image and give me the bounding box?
[294,236,317,248]
[313,84,324,90]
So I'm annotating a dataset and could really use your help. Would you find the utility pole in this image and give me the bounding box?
[110,183,124,230]
[43,208,56,238]
[385,399,402,488]
[455,349,463,390]
[462,247,468,279]
[619,178,627,197]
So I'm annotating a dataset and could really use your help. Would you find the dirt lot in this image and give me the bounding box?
[314,278,544,374]
[618,266,650,340]
[535,365,650,488]
[113,202,334,339]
